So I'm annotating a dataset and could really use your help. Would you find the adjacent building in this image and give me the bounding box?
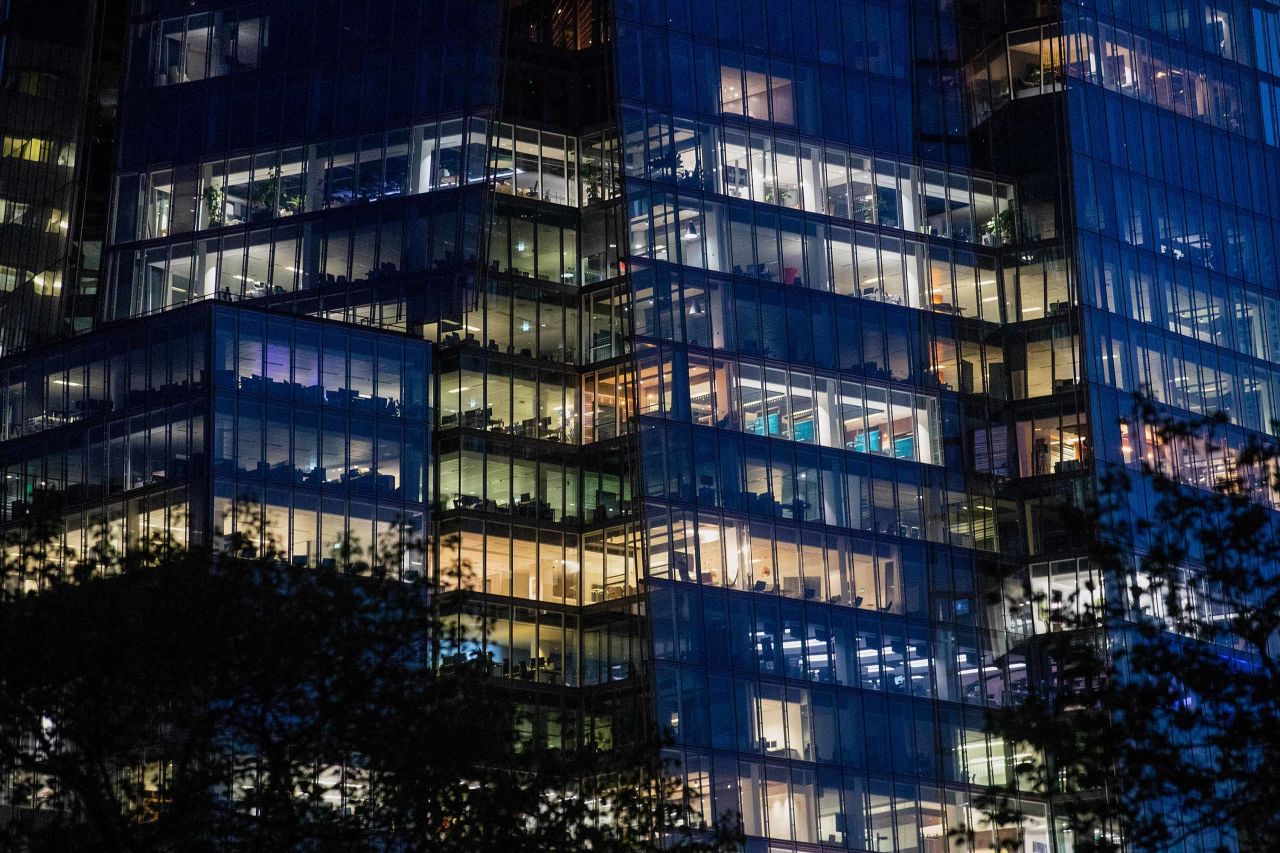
[0,0,123,350]
[3,0,1276,849]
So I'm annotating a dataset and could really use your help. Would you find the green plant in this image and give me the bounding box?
[969,399,1280,852]
[579,159,605,203]
[203,185,225,227]
[763,185,792,206]
[985,208,1016,244]
[0,507,744,853]
[250,167,280,221]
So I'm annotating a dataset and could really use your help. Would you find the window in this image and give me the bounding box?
[721,65,793,124]
[1028,558,1101,633]
[113,119,604,248]
[15,70,57,98]
[1008,25,1064,99]
[140,5,266,88]
[0,198,28,225]
[2,135,48,162]
[631,112,1015,249]
[644,349,943,466]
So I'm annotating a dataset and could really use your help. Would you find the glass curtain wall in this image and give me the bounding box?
[612,0,1047,850]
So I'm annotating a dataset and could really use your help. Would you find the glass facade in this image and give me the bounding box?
[0,0,1270,848]
[41,0,639,768]
[1060,0,1280,476]
[613,1,1051,849]
[209,305,431,575]
[0,0,121,351]
[966,0,1280,850]
[0,301,431,593]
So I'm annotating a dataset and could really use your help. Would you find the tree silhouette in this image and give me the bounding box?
[970,398,1280,852]
[0,503,741,852]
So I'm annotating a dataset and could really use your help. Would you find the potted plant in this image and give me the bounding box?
[250,168,280,223]
[579,159,604,204]
[203,185,226,227]
[763,186,792,206]
[280,189,304,216]
[984,208,1016,245]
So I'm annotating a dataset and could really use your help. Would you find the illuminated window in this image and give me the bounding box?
[2,135,49,162]
[1008,25,1064,99]
[0,198,28,224]
[144,8,266,87]
[721,66,793,124]
[32,269,62,296]
[46,208,68,233]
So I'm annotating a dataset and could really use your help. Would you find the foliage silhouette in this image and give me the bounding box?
[0,503,741,852]
[966,398,1280,852]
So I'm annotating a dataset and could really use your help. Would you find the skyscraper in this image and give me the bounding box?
[1,0,1274,849]
[0,0,123,351]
